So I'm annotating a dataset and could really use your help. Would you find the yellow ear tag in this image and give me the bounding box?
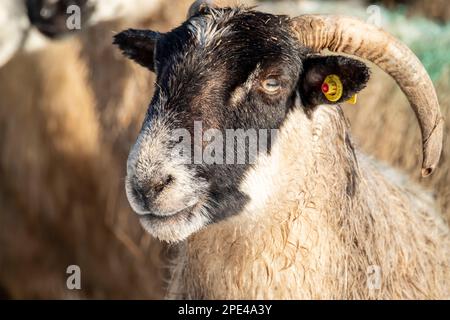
[321,74,343,102]
[346,94,358,105]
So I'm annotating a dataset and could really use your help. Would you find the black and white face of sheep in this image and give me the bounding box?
[114,7,370,243]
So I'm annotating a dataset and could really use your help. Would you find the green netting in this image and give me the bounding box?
[385,6,450,81]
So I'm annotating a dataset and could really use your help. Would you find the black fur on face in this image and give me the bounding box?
[115,7,370,229]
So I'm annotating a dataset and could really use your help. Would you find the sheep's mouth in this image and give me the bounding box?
[139,203,199,225]
[138,199,210,242]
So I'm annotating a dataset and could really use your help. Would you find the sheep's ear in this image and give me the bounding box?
[299,55,370,108]
[113,29,160,72]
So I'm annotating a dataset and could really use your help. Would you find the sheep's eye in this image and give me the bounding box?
[261,78,281,94]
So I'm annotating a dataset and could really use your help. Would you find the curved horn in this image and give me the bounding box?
[291,15,444,177]
[187,0,214,19]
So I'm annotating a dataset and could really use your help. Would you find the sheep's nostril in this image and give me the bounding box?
[131,184,146,204]
[132,175,175,210]
[153,175,174,194]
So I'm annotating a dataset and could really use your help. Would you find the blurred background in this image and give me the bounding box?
[0,0,448,299]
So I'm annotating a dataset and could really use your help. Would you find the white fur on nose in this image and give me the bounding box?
[125,116,211,242]
[126,117,208,214]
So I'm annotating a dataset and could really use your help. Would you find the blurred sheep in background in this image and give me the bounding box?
[0,0,209,299]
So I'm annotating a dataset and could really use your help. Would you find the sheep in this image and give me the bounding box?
[114,1,450,299]
[0,0,165,68]
[0,0,200,299]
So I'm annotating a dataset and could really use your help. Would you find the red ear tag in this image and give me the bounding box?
[321,83,329,94]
